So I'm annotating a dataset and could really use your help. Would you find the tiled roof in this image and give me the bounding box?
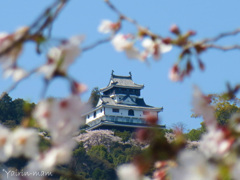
[97,96,162,110]
[100,73,144,92]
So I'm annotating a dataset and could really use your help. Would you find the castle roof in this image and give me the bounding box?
[81,95,163,115]
[100,71,144,92]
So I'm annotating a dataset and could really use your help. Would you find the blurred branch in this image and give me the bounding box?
[104,0,162,39]
[206,44,240,51]
[202,28,240,43]
[0,68,39,100]
[82,37,111,52]
[0,0,69,57]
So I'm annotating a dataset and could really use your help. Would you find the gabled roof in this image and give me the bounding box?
[100,71,144,92]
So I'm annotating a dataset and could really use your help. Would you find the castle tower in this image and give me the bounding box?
[84,71,165,130]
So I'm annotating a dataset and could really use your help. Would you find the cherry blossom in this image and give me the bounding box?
[170,150,218,180]
[3,66,27,82]
[0,27,28,70]
[0,125,11,162]
[168,64,183,82]
[192,86,217,128]
[98,19,120,34]
[117,163,150,180]
[5,127,39,159]
[39,35,84,79]
[142,38,172,60]
[111,34,144,61]
[199,127,233,158]
[33,95,88,145]
[27,142,75,172]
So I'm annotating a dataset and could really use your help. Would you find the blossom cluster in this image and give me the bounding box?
[0,27,28,81]
[98,20,172,62]
[0,25,88,179]
[0,126,39,162]
[29,95,87,172]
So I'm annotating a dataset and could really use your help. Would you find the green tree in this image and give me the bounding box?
[0,93,14,122]
[87,145,109,161]
[0,93,35,127]
[114,130,132,142]
[88,87,100,107]
[211,94,240,125]
[185,127,205,141]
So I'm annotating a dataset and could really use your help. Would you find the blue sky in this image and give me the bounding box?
[1,0,240,130]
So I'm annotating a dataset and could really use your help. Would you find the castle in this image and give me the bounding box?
[84,71,165,130]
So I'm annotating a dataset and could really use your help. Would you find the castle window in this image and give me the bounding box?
[128,109,134,116]
[112,108,119,113]
[94,111,96,118]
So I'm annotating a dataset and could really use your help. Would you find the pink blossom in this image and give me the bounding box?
[169,64,183,82]
[192,86,217,128]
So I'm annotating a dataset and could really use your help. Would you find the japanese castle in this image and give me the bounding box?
[84,71,165,130]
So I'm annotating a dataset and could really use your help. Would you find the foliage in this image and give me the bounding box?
[185,127,205,141]
[88,87,100,108]
[211,94,240,125]
[60,131,143,179]
[114,130,132,142]
[0,93,35,128]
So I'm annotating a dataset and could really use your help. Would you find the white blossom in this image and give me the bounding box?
[33,95,87,145]
[0,125,11,162]
[0,27,28,70]
[3,66,27,81]
[192,86,217,128]
[28,142,74,172]
[117,163,141,180]
[5,127,39,159]
[39,35,84,79]
[98,20,120,34]
[142,38,172,60]
[170,150,218,180]
[199,127,231,158]
[112,34,134,52]
[112,34,143,60]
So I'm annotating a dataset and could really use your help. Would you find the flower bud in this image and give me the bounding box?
[187,30,196,36]
[170,24,180,35]
[162,37,172,44]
